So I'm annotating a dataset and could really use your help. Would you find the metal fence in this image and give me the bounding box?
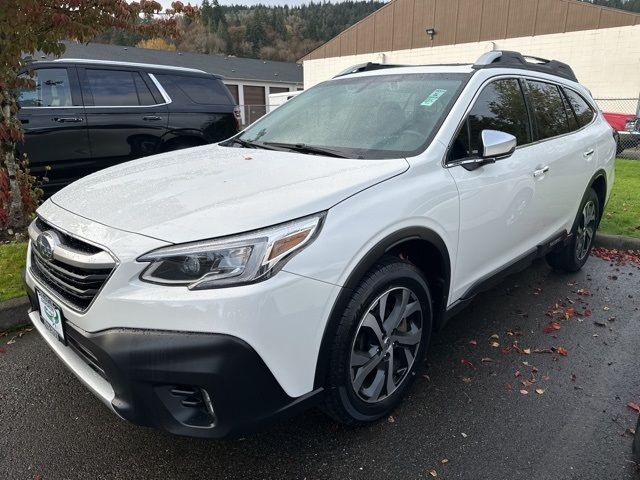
[239,99,640,159]
[593,98,639,159]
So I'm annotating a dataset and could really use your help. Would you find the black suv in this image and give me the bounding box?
[17,59,240,195]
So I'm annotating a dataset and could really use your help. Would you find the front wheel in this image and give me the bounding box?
[322,256,432,425]
[546,188,600,272]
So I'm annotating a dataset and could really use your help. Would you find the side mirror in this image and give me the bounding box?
[480,129,517,160]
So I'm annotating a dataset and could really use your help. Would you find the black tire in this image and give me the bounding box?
[546,188,600,272]
[322,256,432,426]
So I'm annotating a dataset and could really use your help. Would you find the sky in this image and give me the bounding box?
[157,0,358,7]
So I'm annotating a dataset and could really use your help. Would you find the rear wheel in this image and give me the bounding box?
[546,188,600,272]
[322,256,432,425]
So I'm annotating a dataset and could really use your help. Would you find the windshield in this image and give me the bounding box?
[237,72,468,159]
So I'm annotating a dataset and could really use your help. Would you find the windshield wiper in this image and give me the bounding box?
[262,142,351,158]
[226,137,280,151]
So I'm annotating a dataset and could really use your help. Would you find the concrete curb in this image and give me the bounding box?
[594,233,640,251]
[0,296,30,332]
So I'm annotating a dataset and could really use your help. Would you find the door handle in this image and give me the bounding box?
[583,148,595,157]
[53,117,83,123]
[533,166,549,178]
[143,115,162,121]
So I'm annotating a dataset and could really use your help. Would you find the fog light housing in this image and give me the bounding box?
[157,385,217,428]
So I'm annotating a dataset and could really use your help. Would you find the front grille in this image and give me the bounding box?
[29,218,117,312]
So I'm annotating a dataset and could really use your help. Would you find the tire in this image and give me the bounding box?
[322,256,433,426]
[546,188,600,272]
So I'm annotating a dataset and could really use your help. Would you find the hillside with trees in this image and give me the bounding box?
[93,1,385,63]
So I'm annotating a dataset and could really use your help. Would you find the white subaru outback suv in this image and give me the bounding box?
[24,51,615,438]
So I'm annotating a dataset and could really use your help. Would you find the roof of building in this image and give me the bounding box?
[301,0,640,62]
[44,41,303,85]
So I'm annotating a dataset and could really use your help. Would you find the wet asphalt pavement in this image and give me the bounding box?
[1,254,639,480]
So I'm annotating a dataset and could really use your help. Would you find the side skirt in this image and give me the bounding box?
[440,230,569,328]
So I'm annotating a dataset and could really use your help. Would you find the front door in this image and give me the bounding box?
[17,66,90,194]
[447,78,538,301]
[79,67,168,170]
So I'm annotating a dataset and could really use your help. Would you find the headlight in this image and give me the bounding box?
[138,213,325,289]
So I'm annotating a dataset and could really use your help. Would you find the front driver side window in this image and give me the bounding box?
[451,79,531,161]
[17,68,73,108]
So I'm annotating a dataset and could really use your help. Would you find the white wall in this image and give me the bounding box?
[303,25,640,105]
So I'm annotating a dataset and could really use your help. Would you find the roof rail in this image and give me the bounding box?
[472,50,578,82]
[333,62,404,78]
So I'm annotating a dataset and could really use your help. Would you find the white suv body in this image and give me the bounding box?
[24,52,616,437]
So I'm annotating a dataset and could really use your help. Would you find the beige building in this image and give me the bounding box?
[300,0,640,110]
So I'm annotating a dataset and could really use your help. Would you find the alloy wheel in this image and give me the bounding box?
[576,200,596,261]
[349,286,423,404]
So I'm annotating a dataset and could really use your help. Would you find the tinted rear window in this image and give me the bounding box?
[563,88,595,128]
[156,74,232,105]
[86,69,156,106]
[526,80,571,140]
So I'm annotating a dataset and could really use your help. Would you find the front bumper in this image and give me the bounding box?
[25,284,324,438]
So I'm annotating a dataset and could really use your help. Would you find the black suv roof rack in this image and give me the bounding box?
[472,50,578,82]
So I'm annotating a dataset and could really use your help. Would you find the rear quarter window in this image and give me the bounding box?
[156,74,233,105]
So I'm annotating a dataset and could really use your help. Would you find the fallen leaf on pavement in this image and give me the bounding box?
[480,357,493,363]
[544,322,561,334]
[627,402,640,413]
[514,370,521,377]
[462,377,472,383]
[429,469,438,477]
[461,432,468,438]
[468,339,477,346]
[594,321,606,327]
[441,459,449,465]
[520,389,529,395]
[461,358,475,369]
[387,415,395,423]
[555,347,568,356]
[504,383,512,390]
[535,388,545,395]
[565,307,575,319]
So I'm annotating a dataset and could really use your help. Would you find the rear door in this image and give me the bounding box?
[79,67,168,170]
[152,73,238,143]
[16,66,90,194]
[523,80,596,237]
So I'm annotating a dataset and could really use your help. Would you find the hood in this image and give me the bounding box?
[51,145,408,243]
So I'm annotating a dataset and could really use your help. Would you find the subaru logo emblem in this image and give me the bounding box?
[36,231,56,261]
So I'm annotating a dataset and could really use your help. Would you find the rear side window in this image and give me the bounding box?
[526,81,571,140]
[85,69,156,106]
[156,74,232,105]
[563,88,595,127]
[450,79,530,160]
[17,68,74,107]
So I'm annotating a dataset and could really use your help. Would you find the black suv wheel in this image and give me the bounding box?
[322,256,432,425]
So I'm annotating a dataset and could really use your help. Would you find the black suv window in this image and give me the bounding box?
[86,69,156,106]
[526,80,571,140]
[563,88,595,128]
[17,68,74,107]
[155,74,232,105]
[451,79,530,160]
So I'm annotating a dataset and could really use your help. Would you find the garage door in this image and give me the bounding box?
[243,86,266,124]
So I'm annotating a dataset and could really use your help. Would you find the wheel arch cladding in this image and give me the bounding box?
[590,171,607,221]
[313,227,451,389]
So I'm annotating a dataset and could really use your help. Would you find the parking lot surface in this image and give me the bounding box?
[1,254,639,480]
